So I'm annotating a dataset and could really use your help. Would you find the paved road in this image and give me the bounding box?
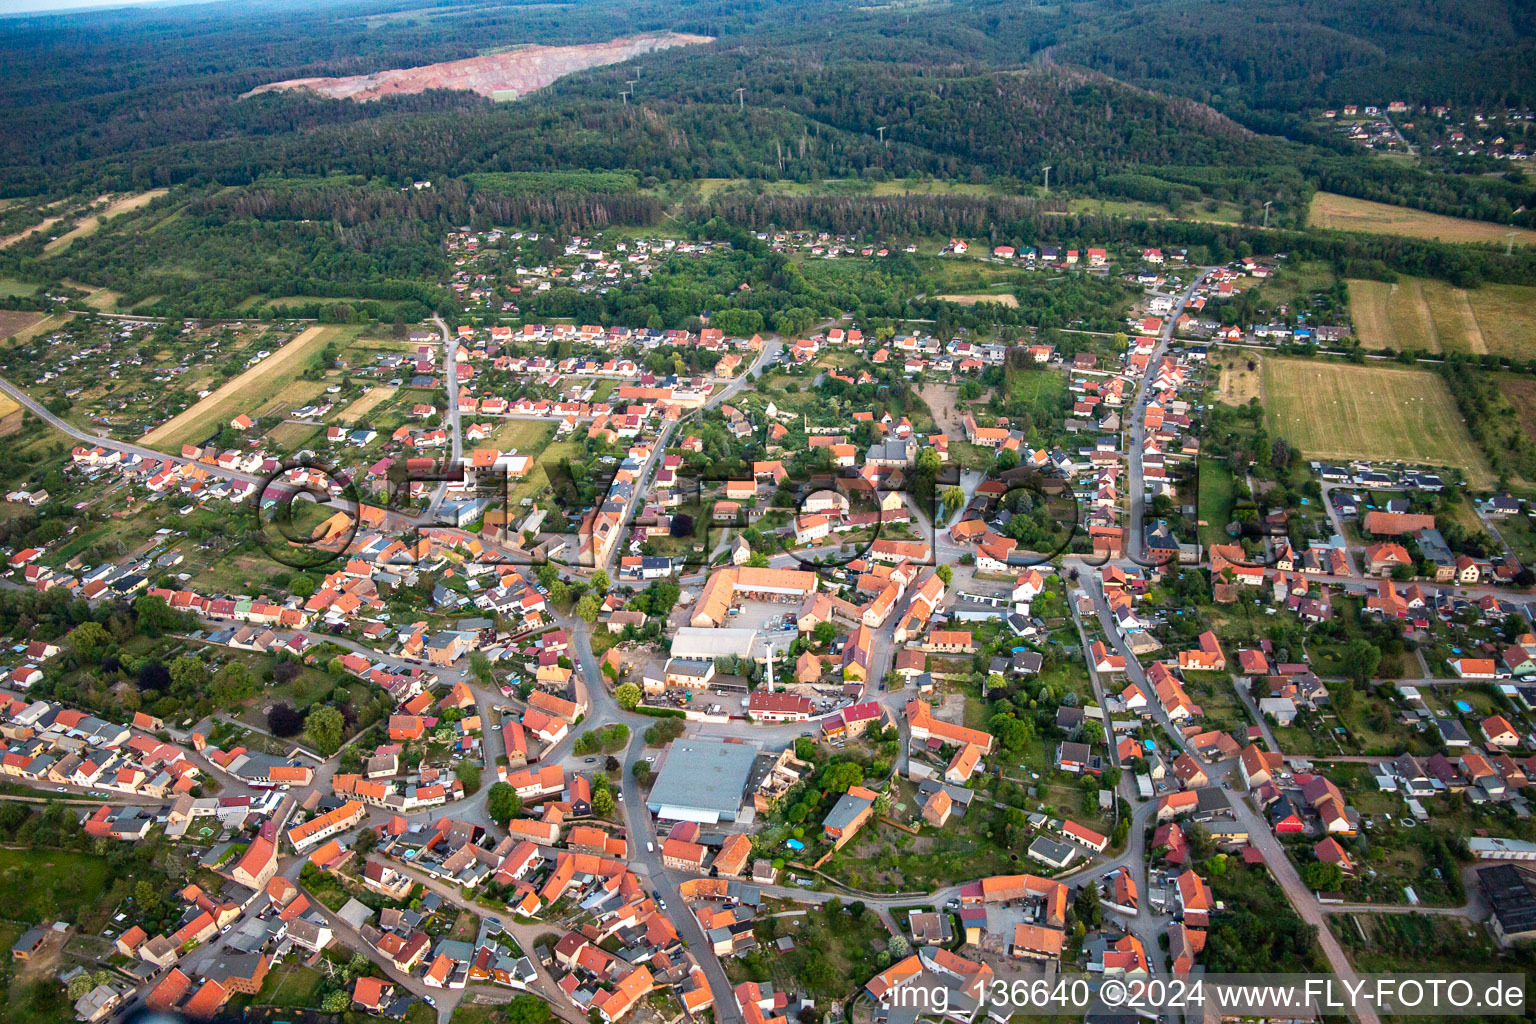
[426,313,462,520]
[0,375,262,487]
[1228,799,1383,1024]
[1126,268,1215,562]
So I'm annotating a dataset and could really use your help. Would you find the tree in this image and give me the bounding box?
[823,762,864,793]
[590,570,610,595]
[935,564,953,586]
[507,995,552,1024]
[615,682,641,710]
[1340,638,1381,686]
[487,782,522,825]
[1301,860,1344,892]
[170,656,207,691]
[304,705,345,755]
[592,787,616,817]
[67,975,94,1001]
[813,621,836,646]
[267,701,304,737]
[631,760,653,784]
[1271,437,1292,471]
[67,621,112,663]
[1331,677,1357,714]
[354,828,380,856]
[321,991,351,1013]
[989,713,1033,752]
[575,594,601,622]
[1073,881,1103,928]
[134,879,160,913]
[456,761,482,794]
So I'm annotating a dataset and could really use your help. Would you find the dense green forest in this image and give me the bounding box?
[4,0,1536,317]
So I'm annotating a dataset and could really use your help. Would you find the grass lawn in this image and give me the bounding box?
[255,964,323,1008]
[253,378,328,418]
[263,420,321,452]
[488,418,554,455]
[334,386,399,423]
[728,897,892,1000]
[0,278,37,298]
[1179,670,1250,735]
[0,848,112,926]
[1262,358,1492,487]
[1493,508,1536,565]
[1309,191,1536,246]
[1196,457,1237,548]
[510,438,578,505]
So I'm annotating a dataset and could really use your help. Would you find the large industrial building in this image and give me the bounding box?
[645,737,762,824]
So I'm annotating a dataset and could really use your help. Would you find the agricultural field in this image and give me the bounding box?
[139,323,359,450]
[1309,191,1536,246]
[1346,277,1478,353]
[1348,276,1536,356]
[1262,358,1492,487]
[335,386,399,423]
[1460,282,1536,359]
[0,310,43,341]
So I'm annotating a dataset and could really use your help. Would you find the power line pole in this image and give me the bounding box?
[1507,230,1518,257]
[1042,165,1051,192]
[1263,201,1272,228]
[876,126,887,147]
[735,87,745,110]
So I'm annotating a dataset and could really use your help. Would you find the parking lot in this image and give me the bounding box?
[725,599,802,636]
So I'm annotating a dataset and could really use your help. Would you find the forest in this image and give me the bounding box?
[1,0,1535,317]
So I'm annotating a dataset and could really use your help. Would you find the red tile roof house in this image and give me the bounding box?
[1482,715,1521,748]
[1177,631,1226,672]
[1062,819,1108,853]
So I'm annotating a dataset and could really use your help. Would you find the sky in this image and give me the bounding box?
[0,0,207,15]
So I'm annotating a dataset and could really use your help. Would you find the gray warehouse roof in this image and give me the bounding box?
[646,737,761,823]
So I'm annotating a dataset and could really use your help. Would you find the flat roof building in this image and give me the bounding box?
[646,737,761,824]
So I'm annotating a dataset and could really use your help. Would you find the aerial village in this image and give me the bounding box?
[2,232,1536,1024]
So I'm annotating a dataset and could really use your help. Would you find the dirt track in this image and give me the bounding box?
[140,325,329,449]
